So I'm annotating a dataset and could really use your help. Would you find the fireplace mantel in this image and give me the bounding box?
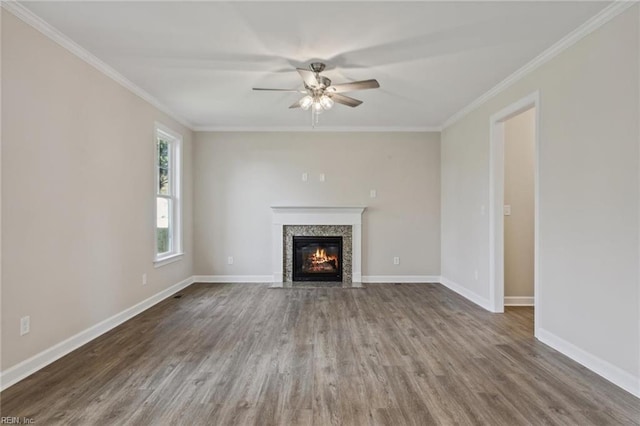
[271,206,365,284]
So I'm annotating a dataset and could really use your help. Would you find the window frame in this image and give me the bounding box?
[154,122,183,267]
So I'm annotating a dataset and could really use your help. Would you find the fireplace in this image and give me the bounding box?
[271,207,364,286]
[293,236,343,282]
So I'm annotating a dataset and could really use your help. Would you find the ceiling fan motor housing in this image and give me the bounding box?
[310,62,326,73]
[305,76,332,91]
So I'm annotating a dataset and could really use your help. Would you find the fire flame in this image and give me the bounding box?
[306,248,339,271]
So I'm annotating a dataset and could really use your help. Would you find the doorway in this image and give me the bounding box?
[489,91,540,336]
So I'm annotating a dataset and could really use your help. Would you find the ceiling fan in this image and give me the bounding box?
[253,62,380,125]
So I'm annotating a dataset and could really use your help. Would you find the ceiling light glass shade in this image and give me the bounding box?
[319,95,334,110]
[300,95,313,110]
[313,101,324,113]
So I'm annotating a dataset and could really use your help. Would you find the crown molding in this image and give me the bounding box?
[441,0,637,130]
[2,1,195,131]
[7,0,633,134]
[192,126,442,133]
[1,1,439,135]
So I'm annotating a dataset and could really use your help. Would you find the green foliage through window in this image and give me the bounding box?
[157,228,169,254]
[158,139,170,195]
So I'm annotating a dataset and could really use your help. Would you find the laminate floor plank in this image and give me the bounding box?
[2,283,638,425]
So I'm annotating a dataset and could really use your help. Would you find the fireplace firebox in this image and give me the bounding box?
[292,236,343,282]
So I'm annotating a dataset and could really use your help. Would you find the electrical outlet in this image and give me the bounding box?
[20,316,30,336]
[228,256,234,265]
[319,173,325,182]
[370,189,377,198]
[393,256,400,265]
[302,173,308,182]
[142,273,147,285]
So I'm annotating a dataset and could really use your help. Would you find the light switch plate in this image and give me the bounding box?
[302,173,308,182]
[370,190,377,198]
[504,205,512,216]
[319,173,325,182]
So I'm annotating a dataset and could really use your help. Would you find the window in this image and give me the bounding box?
[154,123,182,266]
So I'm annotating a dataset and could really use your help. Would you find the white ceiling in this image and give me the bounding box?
[22,1,608,130]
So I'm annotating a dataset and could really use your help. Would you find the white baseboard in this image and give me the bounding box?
[361,275,440,283]
[0,276,194,391]
[537,328,639,398]
[504,296,535,306]
[193,275,441,284]
[439,276,492,311]
[192,275,273,283]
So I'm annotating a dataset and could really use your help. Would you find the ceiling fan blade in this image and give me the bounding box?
[331,93,363,108]
[253,88,301,92]
[289,99,302,109]
[297,68,319,88]
[326,79,380,93]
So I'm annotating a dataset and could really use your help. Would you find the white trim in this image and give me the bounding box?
[193,275,441,284]
[489,117,505,314]
[193,126,442,133]
[537,328,640,398]
[439,277,492,311]
[154,123,183,261]
[0,276,195,391]
[193,275,273,283]
[442,1,635,130]
[1,2,194,130]
[155,122,183,144]
[504,296,535,306]
[271,206,365,284]
[153,253,184,268]
[533,98,542,337]
[362,275,440,283]
[637,0,640,403]
[0,5,3,396]
[489,91,540,335]
[271,206,366,217]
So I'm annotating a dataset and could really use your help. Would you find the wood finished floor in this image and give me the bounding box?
[1,283,639,425]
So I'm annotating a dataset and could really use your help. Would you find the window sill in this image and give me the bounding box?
[153,253,184,268]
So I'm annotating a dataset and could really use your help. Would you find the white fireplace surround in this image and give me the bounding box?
[271,206,365,284]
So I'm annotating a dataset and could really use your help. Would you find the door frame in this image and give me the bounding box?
[488,91,540,336]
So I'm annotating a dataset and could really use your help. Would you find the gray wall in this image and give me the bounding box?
[504,108,535,299]
[193,132,441,278]
[441,6,639,385]
[2,12,194,370]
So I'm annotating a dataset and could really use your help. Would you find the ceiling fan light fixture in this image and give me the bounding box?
[300,95,313,110]
[319,95,334,110]
[253,62,379,126]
